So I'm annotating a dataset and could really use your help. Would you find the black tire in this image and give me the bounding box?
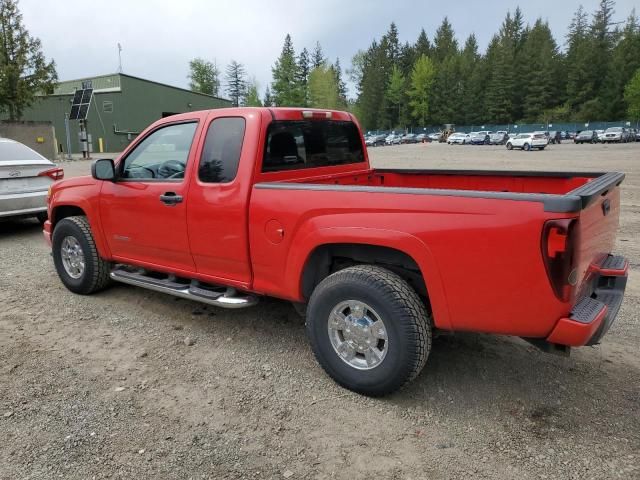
[52,216,112,295]
[506,143,513,150]
[306,265,432,397]
[523,143,531,151]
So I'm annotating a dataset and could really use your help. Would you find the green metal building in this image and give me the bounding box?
[17,73,231,154]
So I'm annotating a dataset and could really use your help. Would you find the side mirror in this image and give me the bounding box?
[91,158,116,181]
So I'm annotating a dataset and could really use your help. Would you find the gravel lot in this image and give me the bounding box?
[1,142,639,479]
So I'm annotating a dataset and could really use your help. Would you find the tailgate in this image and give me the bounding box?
[571,173,624,294]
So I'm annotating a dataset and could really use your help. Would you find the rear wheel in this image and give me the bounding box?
[52,216,112,294]
[306,265,432,397]
[523,143,531,151]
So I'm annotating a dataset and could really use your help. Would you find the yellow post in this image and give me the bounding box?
[98,137,104,153]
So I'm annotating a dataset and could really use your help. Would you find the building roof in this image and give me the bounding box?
[50,73,230,102]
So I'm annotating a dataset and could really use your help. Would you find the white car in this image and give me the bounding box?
[447,133,471,145]
[385,134,402,146]
[0,138,63,223]
[506,133,548,151]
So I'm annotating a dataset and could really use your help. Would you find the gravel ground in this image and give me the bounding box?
[1,142,639,479]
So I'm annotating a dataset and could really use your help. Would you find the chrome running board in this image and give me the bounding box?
[110,267,259,309]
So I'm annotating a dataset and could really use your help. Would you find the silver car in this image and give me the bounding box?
[0,138,63,223]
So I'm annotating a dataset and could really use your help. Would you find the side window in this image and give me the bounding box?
[198,117,245,183]
[121,122,197,180]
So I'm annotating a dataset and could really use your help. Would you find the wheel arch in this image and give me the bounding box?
[291,229,451,330]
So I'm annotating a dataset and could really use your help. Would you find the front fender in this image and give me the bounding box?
[49,178,111,259]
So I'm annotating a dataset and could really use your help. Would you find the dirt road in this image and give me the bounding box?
[1,142,638,479]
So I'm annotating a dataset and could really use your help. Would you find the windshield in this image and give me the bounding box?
[262,120,365,173]
[0,140,46,162]
[606,127,622,132]
[581,130,593,135]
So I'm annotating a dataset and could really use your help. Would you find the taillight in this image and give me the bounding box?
[38,167,64,181]
[541,218,578,302]
[302,110,332,120]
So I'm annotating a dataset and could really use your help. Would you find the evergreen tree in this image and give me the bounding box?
[357,40,387,129]
[566,6,592,114]
[624,67,640,119]
[263,86,274,107]
[520,19,562,121]
[432,17,458,63]
[312,41,325,69]
[188,58,220,96]
[408,55,436,126]
[458,34,482,124]
[484,36,513,123]
[297,47,310,106]
[0,0,57,120]
[225,60,246,107]
[415,28,431,58]
[271,34,303,106]
[332,57,348,106]
[602,10,640,119]
[243,79,262,107]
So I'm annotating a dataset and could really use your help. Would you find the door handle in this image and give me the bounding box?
[159,192,183,206]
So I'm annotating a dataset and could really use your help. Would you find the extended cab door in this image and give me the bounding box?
[186,112,258,286]
[99,119,202,272]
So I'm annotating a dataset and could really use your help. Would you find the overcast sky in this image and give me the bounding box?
[19,0,638,99]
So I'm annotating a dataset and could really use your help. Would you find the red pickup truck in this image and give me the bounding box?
[44,108,628,396]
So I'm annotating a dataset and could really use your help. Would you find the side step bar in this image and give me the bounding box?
[110,267,259,309]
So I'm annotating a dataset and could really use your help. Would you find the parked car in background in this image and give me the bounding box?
[506,133,548,151]
[548,131,561,144]
[469,131,491,145]
[427,132,441,142]
[401,133,419,144]
[447,133,471,145]
[0,138,64,223]
[415,133,429,143]
[386,134,403,146]
[366,134,387,147]
[595,130,606,143]
[603,127,629,143]
[489,131,509,145]
[574,130,597,144]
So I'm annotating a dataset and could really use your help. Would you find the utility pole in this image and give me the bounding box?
[64,113,72,160]
[117,43,123,73]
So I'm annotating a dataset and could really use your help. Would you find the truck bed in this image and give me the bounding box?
[266,169,625,213]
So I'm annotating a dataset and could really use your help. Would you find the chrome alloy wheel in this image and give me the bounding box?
[327,300,388,370]
[60,236,85,279]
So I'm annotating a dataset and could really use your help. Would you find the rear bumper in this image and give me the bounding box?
[546,255,628,347]
[0,190,48,218]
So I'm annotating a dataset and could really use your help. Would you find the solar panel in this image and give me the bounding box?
[69,87,94,120]
[72,90,83,105]
[69,105,80,120]
[81,88,93,104]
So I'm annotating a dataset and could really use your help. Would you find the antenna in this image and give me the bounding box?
[117,43,123,73]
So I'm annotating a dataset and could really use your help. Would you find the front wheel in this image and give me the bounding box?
[306,265,432,397]
[506,143,513,150]
[52,216,112,295]
[523,143,531,151]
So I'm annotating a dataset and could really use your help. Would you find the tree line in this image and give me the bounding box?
[187,0,640,131]
[188,36,348,110]
[352,1,640,130]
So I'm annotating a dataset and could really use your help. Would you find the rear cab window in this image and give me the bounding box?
[262,120,365,173]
